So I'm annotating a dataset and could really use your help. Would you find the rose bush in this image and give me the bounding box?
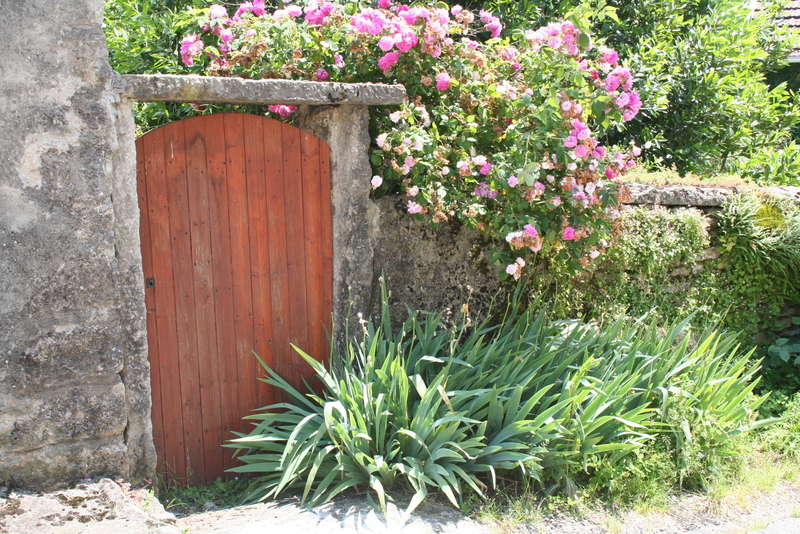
[180,0,641,276]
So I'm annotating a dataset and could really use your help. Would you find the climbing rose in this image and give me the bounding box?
[435,72,451,91]
[316,68,329,80]
[180,34,204,66]
[268,104,297,119]
[209,4,227,18]
[562,227,576,240]
[407,200,424,214]
[377,51,400,71]
[378,36,395,51]
[371,175,383,189]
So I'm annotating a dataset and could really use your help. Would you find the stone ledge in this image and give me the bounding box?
[622,184,800,207]
[622,184,737,206]
[119,74,406,106]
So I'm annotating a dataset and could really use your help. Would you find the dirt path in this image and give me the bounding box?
[2,477,800,534]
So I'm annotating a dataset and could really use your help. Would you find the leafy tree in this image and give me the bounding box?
[465,0,800,184]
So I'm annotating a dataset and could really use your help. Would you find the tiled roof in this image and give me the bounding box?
[777,0,800,61]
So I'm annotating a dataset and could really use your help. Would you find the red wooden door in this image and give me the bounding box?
[135,113,333,485]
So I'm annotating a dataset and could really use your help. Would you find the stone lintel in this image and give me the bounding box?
[120,74,406,106]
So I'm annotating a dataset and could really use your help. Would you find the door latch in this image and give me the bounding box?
[146,277,156,288]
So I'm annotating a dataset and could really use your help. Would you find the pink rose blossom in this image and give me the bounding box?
[407,200,423,214]
[377,51,400,71]
[378,0,391,7]
[574,145,589,158]
[334,54,345,68]
[316,68,329,80]
[305,1,335,25]
[524,224,538,237]
[479,163,492,175]
[268,104,298,119]
[562,227,576,240]
[209,4,227,18]
[351,8,387,35]
[371,175,383,189]
[507,175,518,187]
[180,34,204,66]
[435,72,451,91]
[378,36,395,52]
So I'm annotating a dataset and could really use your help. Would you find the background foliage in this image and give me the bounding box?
[474,0,800,184]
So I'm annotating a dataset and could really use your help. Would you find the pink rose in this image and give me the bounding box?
[435,72,451,91]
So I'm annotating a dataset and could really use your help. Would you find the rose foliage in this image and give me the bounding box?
[180,0,642,277]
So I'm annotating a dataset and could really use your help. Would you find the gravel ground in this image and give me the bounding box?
[2,477,800,534]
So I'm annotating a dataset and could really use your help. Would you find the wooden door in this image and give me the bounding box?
[135,113,333,485]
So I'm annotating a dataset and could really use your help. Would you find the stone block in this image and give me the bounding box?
[624,184,734,206]
[0,436,128,491]
[5,324,123,392]
[0,382,127,453]
[700,247,721,261]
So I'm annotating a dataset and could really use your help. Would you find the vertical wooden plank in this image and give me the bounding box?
[222,114,254,472]
[141,127,187,481]
[243,116,275,412]
[163,120,206,486]
[263,119,292,393]
[280,123,311,386]
[183,115,225,485]
[135,137,166,472]
[299,132,326,365]
[206,114,238,483]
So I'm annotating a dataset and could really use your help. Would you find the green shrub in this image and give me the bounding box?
[757,391,800,459]
[228,285,767,510]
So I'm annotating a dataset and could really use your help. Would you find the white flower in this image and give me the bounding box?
[371,175,383,189]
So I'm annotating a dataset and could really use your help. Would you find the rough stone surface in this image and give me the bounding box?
[369,197,502,326]
[767,185,800,203]
[294,105,379,349]
[0,478,179,533]
[0,0,154,488]
[122,74,406,106]
[623,184,736,206]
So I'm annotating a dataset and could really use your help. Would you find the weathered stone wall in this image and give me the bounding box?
[369,184,800,332]
[368,197,501,326]
[0,0,153,488]
[0,0,405,488]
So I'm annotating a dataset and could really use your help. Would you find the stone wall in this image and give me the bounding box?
[368,184,800,334]
[0,0,405,489]
[0,0,152,488]
[367,197,501,326]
